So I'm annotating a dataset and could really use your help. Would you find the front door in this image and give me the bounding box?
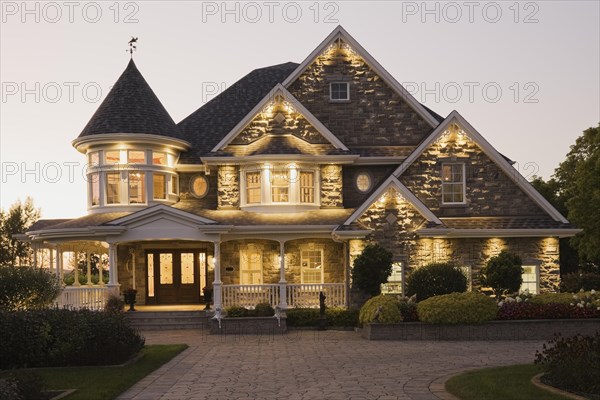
[146,250,201,304]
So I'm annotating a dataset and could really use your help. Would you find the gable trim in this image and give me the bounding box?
[106,204,217,226]
[393,111,569,223]
[281,25,440,129]
[211,83,348,152]
[343,175,442,226]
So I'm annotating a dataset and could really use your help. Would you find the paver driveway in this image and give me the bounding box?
[118,329,544,400]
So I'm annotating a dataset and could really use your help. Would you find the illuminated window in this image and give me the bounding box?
[181,253,194,284]
[381,262,403,294]
[191,175,209,198]
[159,253,173,284]
[441,163,465,204]
[271,170,289,202]
[153,174,166,200]
[89,152,99,167]
[128,172,146,204]
[105,172,122,204]
[521,265,539,294]
[240,245,263,284]
[152,152,166,165]
[330,82,349,101]
[170,175,178,194]
[355,172,372,193]
[90,173,100,206]
[128,150,145,165]
[147,254,155,297]
[301,249,324,284]
[105,150,121,165]
[299,171,315,203]
[246,172,261,204]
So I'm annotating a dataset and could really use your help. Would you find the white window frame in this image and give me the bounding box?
[381,262,404,295]
[441,162,466,205]
[271,168,290,203]
[520,265,539,294]
[105,171,124,205]
[240,246,263,285]
[299,170,315,203]
[128,171,146,205]
[153,173,167,200]
[89,172,100,207]
[300,248,324,284]
[245,170,262,204]
[330,82,350,101]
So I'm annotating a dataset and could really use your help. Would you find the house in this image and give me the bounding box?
[20,26,580,310]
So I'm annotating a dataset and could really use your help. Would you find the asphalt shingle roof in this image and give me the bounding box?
[177,62,300,163]
[78,59,181,139]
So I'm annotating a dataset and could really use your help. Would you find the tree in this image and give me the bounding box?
[479,251,523,298]
[0,197,40,267]
[556,125,600,263]
[351,243,393,297]
[405,262,468,301]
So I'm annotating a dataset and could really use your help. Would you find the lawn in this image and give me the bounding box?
[7,344,188,400]
[445,364,571,400]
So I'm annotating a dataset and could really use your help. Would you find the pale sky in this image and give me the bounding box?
[1,1,599,219]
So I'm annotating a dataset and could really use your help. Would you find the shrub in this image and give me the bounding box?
[286,308,319,327]
[0,309,145,368]
[417,292,498,324]
[351,244,393,296]
[0,266,61,311]
[479,251,523,298]
[359,295,402,325]
[397,297,419,322]
[325,308,359,327]
[0,371,46,400]
[529,292,577,305]
[497,302,600,320]
[535,333,600,396]
[405,262,468,301]
[254,302,275,316]
[104,294,125,314]
[561,272,600,292]
[225,305,250,318]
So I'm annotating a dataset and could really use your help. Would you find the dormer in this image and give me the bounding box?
[72,60,190,214]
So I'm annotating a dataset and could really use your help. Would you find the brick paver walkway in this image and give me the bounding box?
[118,329,543,400]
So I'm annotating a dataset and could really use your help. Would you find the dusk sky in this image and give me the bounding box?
[1,1,599,218]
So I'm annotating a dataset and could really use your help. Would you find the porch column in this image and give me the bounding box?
[107,243,119,294]
[73,251,81,286]
[86,252,93,285]
[278,241,287,309]
[212,241,222,310]
[32,243,38,268]
[57,247,63,283]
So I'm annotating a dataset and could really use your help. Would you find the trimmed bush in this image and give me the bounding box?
[285,308,359,327]
[0,309,145,369]
[405,262,468,301]
[351,244,393,296]
[254,302,274,317]
[417,292,498,324]
[0,266,61,311]
[560,272,600,292]
[529,292,577,305]
[497,302,600,320]
[325,308,359,327]
[286,308,319,327]
[479,251,523,298]
[224,305,250,318]
[359,295,402,325]
[535,333,600,396]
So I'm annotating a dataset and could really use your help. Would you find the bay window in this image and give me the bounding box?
[128,150,145,165]
[246,172,261,204]
[300,171,315,203]
[105,172,121,204]
[128,172,146,204]
[105,150,121,165]
[153,174,167,200]
[271,170,289,202]
[152,152,167,165]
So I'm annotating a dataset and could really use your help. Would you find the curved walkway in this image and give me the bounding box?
[118,330,544,400]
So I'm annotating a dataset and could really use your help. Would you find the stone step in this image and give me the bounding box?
[129,321,208,330]
[126,311,207,318]
[125,310,210,330]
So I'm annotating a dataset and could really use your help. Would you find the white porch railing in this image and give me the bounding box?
[54,286,112,311]
[222,284,280,309]
[287,283,346,308]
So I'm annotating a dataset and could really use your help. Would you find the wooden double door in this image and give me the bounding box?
[146,249,207,304]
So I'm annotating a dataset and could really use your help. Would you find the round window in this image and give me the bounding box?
[191,175,209,198]
[355,172,372,193]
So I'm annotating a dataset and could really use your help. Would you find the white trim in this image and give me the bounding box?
[416,228,582,238]
[106,204,217,226]
[201,154,358,165]
[72,133,190,153]
[393,111,570,223]
[329,82,350,101]
[211,83,348,152]
[441,162,466,205]
[281,26,439,129]
[344,175,442,225]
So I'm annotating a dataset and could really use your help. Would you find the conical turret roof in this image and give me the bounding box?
[78,59,180,138]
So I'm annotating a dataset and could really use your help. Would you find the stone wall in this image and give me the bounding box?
[343,165,397,208]
[320,165,343,208]
[399,125,547,217]
[218,166,240,209]
[288,39,433,148]
[178,171,218,209]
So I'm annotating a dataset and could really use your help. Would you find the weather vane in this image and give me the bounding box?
[127,37,138,58]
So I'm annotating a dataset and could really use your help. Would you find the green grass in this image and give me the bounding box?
[445,364,571,400]
[8,344,188,400]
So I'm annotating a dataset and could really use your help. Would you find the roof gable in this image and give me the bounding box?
[78,60,180,139]
[106,204,217,227]
[282,25,440,129]
[211,84,348,152]
[393,111,569,223]
[344,176,442,225]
